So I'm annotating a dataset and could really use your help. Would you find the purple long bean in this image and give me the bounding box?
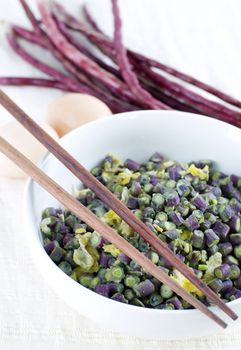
[83,4,241,110]
[0,77,68,90]
[38,0,152,108]
[111,0,169,110]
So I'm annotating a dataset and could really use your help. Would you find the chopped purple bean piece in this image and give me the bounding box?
[210,187,222,197]
[150,175,159,186]
[100,253,110,268]
[209,278,223,293]
[49,246,66,263]
[230,198,241,213]
[223,255,239,266]
[124,158,141,171]
[219,242,233,257]
[205,229,220,247]
[118,253,131,265]
[191,230,204,249]
[134,279,155,297]
[111,292,128,303]
[233,189,241,201]
[62,233,74,246]
[164,229,179,240]
[201,219,212,230]
[130,181,142,196]
[167,296,183,309]
[214,264,231,280]
[221,279,233,293]
[95,284,110,297]
[230,174,239,186]
[221,181,235,197]
[230,234,241,246]
[228,215,241,232]
[44,240,59,255]
[192,195,207,211]
[223,288,237,300]
[218,204,234,222]
[127,196,139,209]
[229,264,240,280]
[150,152,164,163]
[207,244,219,256]
[234,290,241,299]
[234,276,241,289]
[212,220,230,240]
[184,215,199,231]
[165,190,180,206]
[168,211,184,226]
[168,165,182,181]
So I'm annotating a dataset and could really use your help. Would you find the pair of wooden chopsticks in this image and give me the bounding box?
[0,89,237,328]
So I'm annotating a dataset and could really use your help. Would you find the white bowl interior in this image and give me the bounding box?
[23,110,241,339]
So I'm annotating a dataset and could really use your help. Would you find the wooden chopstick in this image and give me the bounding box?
[0,135,228,328]
[0,89,237,322]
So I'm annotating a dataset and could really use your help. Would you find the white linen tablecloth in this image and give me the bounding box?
[1,1,241,349]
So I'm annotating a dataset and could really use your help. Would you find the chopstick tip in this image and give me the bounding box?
[232,313,238,321]
[225,307,238,321]
[222,322,228,329]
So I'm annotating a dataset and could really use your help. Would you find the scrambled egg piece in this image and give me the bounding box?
[75,226,86,234]
[203,252,222,283]
[117,169,133,185]
[153,224,163,232]
[102,171,114,182]
[131,172,141,180]
[102,210,122,226]
[121,187,129,203]
[118,220,133,238]
[187,164,209,181]
[109,154,120,167]
[73,234,99,275]
[103,244,121,257]
[172,270,204,297]
[180,229,192,240]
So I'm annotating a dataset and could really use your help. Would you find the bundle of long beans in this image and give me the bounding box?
[1,0,241,127]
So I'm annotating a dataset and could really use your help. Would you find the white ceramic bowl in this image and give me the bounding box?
[23,110,241,340]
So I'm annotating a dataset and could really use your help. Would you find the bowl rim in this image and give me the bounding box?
[44,109,241,144]
[23,109,241,316]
